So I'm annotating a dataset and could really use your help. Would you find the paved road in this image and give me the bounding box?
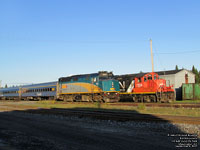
[0,111,199,150]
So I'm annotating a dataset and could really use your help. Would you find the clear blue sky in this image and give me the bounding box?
[0,0,200,86]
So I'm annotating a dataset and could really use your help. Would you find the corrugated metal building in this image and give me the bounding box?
[156,69,195,100]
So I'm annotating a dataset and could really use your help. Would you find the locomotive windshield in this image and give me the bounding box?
[147,75,152,80]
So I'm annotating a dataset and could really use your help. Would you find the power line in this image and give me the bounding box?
[154,50,200,55]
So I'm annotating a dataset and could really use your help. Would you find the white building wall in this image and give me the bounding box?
[174,70,195,100]
[159,74,175,87]
[159,69,195,100]
[174,70,195,88]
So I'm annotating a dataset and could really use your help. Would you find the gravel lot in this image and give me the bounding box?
[0,110,199,150]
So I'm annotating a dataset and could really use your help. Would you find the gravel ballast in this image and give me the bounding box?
[0,111,199,150]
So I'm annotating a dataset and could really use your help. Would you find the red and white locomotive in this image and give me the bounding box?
[115,72,175,102]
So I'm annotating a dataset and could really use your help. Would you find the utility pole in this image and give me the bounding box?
[150,39,154,72]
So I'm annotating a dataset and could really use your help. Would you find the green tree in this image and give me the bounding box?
[175,65,179,70]
[192,65,195,72]
[5,84,8,88]
[192,66,200,83]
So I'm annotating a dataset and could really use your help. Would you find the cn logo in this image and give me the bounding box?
[137,84,142,87]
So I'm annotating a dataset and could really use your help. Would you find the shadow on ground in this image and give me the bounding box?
[0,107,199,150]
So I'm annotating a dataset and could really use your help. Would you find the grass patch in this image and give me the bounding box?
[32,101,200,117]
[139,107,200,117]
[137,103,146,110]
[173,100,200,104]
[1,101,200,117]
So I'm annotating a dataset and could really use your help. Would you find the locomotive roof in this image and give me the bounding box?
[59,71,114,82]
[114,72,146,80]
[21,81,57,88]
[59,73,99,82]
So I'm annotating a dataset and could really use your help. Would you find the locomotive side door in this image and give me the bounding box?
[147,74,154,91]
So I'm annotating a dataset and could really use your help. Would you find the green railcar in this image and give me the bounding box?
[182,83,200,100]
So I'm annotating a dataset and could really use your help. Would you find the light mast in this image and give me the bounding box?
[150,39,154,72]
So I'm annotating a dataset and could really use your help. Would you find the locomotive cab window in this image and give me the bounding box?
[144,77,147,82]
[86,75,90,80]
[138,78,141,83]
[148,75,152,80]
[154,75,157,80]
[73,77,78,81]
[99,72,108,80]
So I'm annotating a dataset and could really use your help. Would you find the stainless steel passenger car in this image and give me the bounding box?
[0,82,57,100]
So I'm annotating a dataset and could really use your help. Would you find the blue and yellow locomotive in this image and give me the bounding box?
[57,71,120,102]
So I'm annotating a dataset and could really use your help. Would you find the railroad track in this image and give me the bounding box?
[109,103,200,108]
[54,101,200,108]
[23,108,200,125]
[1,100,200,108]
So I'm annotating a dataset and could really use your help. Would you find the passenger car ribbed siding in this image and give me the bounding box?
[21,82,57,98]
[0,87,19,97]
[0,82,57,99]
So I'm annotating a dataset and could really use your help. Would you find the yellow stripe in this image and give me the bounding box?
[63,83,102,93]
[60,91,118,95]
[104,91,119,93]
[60,92,101,95]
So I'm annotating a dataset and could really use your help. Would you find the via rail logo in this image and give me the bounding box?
[62,84,68,89]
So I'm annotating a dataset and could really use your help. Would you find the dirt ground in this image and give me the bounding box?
[0,101,199,150]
